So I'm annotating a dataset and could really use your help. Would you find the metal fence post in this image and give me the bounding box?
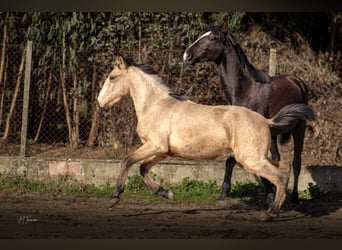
[20,40,33,157]
[269,48,277,76]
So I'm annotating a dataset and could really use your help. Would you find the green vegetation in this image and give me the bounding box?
[167,177,221,202]
[0,174,113,198]
[300,182,342,201]
[0,174,341,202]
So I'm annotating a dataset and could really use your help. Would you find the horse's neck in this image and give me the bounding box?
[129,72,169,117]
[219,49,252,105]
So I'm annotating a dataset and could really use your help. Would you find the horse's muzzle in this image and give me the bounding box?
[183,51,192,63]
[96,100,109,111]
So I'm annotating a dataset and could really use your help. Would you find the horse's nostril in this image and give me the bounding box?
[184,52,192,62]
[103,103,109,111]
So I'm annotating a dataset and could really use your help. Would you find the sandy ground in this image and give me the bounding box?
[0,191,341,239]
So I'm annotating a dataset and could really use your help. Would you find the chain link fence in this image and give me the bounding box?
[0,41,222,159]
[0,37,340,161]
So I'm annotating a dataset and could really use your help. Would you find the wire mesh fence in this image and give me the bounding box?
[0,41,222,158]
[0,39,340,160]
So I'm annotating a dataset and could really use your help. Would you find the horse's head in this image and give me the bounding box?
[183,27,229,65]
[97,56,130,110]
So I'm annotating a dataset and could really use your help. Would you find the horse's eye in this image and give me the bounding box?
[109,76,115,81]
[209,35,217,41]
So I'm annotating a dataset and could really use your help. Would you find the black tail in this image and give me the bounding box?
[269,104,316,131]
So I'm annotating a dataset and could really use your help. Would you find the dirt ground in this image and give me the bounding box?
[0,191,341,239]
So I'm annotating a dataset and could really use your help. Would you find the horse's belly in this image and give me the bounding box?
[169,135,232,160]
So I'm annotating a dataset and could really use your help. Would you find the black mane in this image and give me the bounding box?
[123,57,158,75]
[228,32,271,83]
[122,56,186,101]
[209,27,271,83]
[137,64,159,75]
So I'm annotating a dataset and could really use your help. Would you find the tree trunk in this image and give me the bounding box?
[60,30,74,147]
[138,12,142,63]
[0,55,8,129]
[86,104,101,148]
[33,70,52,143]
[71,73,79,148]
[86,67,100,147]
[0,12,9,129]
[1,46,25,141]
[0,12,9,89]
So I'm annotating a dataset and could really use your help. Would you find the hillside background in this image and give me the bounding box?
[0,12,341,167]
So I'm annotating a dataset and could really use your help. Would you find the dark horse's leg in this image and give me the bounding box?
[291,121,306,204]
[219,152,277,201]
[219,156,236,200]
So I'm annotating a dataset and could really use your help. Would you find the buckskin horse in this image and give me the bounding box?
[183,27,312,204]
[97,55,316,215]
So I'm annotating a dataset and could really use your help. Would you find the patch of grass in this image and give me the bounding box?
[0,174,113,198]
[7,173,340,203]
[125,175,149,192]
[300,182,342,201]
[104,149,121,159]
[168,177,221,202]
[230,182,265,198]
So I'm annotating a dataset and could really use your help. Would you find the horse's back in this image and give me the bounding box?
[268,74,308,117]
[168,103,268,160]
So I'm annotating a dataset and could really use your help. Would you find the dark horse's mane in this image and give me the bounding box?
[121,56,186,101]
[209,27,271,84]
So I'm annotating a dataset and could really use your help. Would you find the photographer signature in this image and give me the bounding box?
[17,215,39,225]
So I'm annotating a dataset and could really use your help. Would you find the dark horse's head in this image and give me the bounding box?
[183,26,236,65]
[183,26,270,83]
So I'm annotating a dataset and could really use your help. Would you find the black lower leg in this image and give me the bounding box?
[261,177,275,195]
[154,187,170,199]
[219,156,236,200]
[291,121,306,204]
[291,157,301,204]
[111,181,125,199]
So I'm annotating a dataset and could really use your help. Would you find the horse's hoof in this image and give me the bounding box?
[167,190,174,200]
[109,197,120,209]
[266,193,275,206]
[259,211,278,222]
[217,195,229,201]
[267,206,281,216]
[291,196,299,204]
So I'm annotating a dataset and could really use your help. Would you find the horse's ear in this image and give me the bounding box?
[221,21,228,35]
[116,55,127,69]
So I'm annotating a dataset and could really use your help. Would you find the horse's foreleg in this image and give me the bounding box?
[219,156,236,200]
[291,121,306,204]
[110,144,163,208]
[110,157,132,207]
[139,154,173,200]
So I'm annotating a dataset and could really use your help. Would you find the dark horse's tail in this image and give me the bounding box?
[268,104,316,134]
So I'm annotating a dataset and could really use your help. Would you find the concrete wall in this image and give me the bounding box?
[0,156,341,192]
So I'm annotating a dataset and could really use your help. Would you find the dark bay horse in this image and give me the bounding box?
[183,27,311,203]
[97,55,316,215]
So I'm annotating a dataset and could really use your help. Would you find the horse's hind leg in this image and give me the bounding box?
[269,161,290,214]
[262,136,281,204]
[291,121,306,204]
[219,156,236,200]
[139,154,173,200]
[242,159,289,215]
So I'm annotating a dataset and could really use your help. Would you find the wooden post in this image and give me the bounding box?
[269,48,277,76]
[20,41,32,157]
